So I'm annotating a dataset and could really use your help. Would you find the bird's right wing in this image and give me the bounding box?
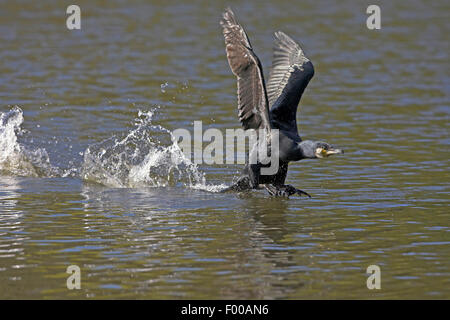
[266,32,314,132]
[220,8,271,131]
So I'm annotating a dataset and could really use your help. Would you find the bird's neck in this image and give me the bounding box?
[297,140,316,159]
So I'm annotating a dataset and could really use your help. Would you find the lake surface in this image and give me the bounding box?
[0,0,449,299]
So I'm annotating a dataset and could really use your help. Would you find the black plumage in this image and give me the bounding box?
[220,8,342,197]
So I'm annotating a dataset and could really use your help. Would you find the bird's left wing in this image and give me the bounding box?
[220,8,271,131]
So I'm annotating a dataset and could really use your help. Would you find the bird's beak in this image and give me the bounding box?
[324,148,343,157]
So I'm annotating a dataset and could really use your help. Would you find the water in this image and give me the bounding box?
[0,0,449,299]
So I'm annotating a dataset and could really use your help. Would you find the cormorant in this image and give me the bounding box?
[220,8,343,197]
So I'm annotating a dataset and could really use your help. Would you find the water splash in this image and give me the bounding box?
[0,106,227,192]
[160,82,169,93]
[81,109,224,191]
[0,106,57,177]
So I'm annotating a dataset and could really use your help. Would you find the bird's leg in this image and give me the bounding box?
[264,184,311,198]
[263,184,279,196]
[220,175,252,193]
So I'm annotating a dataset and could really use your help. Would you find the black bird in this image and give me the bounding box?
[220,8,343,197]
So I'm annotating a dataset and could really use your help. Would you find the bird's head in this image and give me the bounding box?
[299,140,344,159]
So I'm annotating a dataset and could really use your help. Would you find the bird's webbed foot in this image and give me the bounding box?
[264,184,311,198]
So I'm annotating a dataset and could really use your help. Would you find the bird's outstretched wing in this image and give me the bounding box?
[220,8,271,131]
[266,31,314,134]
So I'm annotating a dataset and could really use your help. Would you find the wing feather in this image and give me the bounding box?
[266,31,314,133]
[220,8,271,131]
